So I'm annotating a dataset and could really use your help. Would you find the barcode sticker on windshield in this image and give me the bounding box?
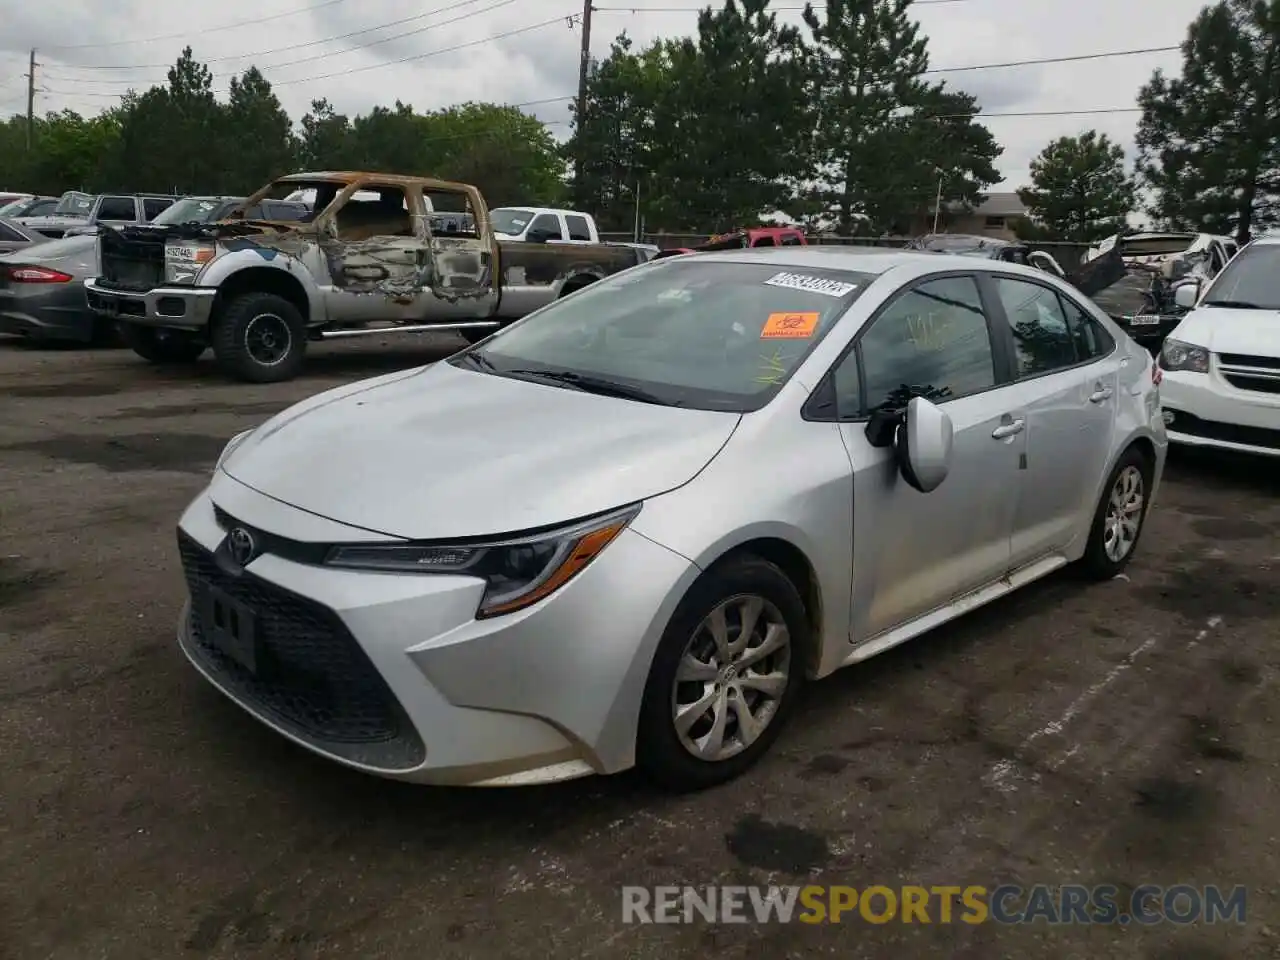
[764,272,858,298]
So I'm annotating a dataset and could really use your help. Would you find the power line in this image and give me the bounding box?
[40,0,351,51]
[923,45,1179,74]
[42,0,520,78]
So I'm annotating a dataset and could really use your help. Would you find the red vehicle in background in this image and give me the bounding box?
[653,226,807,259]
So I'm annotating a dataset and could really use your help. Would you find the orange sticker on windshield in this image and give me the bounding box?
[761,312,820,339]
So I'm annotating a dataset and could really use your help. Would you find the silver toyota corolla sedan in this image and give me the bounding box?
[177,248,1168,790]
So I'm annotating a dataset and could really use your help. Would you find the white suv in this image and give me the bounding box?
[1158,234,1280,457]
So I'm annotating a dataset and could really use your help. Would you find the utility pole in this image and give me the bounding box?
[574,0,593,197]
[25,48,37,150]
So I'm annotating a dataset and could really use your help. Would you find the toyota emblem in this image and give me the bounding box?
[226,527,258,567]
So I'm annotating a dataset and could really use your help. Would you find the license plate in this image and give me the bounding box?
[200,585,258,673]
[1128,315,1161,326]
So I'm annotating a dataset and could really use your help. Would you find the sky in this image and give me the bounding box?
[0,0,1213,193]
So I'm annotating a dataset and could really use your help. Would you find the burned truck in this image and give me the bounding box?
[84,172,646,383]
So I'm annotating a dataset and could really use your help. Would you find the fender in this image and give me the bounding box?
[194,245,327,325]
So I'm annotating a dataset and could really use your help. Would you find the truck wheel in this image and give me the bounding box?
[211,292,307,383]
[118,324,207,364]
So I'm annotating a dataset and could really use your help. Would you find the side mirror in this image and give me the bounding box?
[1173,282,1200,309]
[894,396,954,493]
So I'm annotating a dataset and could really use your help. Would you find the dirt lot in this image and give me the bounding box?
[0,338,1277,959]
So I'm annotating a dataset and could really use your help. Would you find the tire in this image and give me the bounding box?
[117,323,207,364]
[210,292,307,383]
[1077,445,1154,580]
[636,555,809,792]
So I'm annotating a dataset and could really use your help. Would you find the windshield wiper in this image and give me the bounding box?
[1201,299,1266,309]
[505,369,676,406]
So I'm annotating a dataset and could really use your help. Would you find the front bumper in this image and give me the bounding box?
[175,478,698,785]
[84,277,215,330]
[1161,368,1280,458]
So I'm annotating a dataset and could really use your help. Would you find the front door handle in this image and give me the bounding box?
[1089,387,1113,403]
[992,418,1025,440]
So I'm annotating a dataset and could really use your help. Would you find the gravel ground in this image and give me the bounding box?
[1,337,1277,960]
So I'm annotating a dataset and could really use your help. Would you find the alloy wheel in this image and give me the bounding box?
[244,313,292,366]
[670,594,792,763]
[1104,464,1145,562]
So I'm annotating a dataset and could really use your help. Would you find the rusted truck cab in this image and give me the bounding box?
[84,171,644,383]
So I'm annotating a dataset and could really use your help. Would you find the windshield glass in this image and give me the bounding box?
[53,191,94,216]
[490,208,535,235]
[461,259,873,411]
[151,198,228,225]
[0,200,23,217]
[1200,242,1280,310]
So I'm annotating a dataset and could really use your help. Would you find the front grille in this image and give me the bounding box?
[98,229,165,292]
[1223,373,1280,394]
[177,530,425,769]
[1165,410,1280,451]
[1219,353,1280,370]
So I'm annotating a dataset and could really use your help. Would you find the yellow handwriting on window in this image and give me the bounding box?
[906,310,956,352]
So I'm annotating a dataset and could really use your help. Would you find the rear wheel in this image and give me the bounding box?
[1077,445,1153,580]
[210,292,307,383]
[636,556,807,791]
[118,323,206,364]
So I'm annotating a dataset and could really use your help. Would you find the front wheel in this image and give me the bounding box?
[1077,446,1153,580]
[117,323,207,364]
[210,292,307,383]
[636,556,808,791]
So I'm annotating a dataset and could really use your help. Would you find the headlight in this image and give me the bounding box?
[1159,338,1210,374]
[164,242,215,284]
[325,505,640,618]
[215,429,254,472]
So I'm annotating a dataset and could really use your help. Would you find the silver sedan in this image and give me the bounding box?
[177,248,1167,790]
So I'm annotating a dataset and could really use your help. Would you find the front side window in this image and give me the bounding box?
[994,276,1077,377]
[856,275,996,413]
[1200,242,1280,310]
[459,260,874,411]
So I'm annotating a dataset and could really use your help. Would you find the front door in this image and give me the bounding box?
[420,185,500,321]
[985,275,1121,566]
[828,273,1024,642]
[317,181,428,323]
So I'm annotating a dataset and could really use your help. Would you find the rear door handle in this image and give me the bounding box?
[992,418,1025,439]
[1089,387,1113,403]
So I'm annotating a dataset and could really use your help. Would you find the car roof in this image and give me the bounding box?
[689,245,1043,277]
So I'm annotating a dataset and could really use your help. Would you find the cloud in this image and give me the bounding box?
[0,0,1207,190]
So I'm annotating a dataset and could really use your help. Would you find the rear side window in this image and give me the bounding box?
[0,222,23,242]
[97,196,136,220]
[1060,295,1115,360]
[143,197,173,221]
[565,214,592,241]
[852,275,997,414]
[528,213,563,240]
[993,276,1077,377]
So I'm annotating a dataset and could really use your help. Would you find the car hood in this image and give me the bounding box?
[221,361,741,540]
[1169,306,1280,357]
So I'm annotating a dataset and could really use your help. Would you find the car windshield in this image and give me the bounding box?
[490,208,535,235]
[0,199,23,216]
[151,198,228,225]
[53,191,94,216]
[1199,243,1280,310]
[459,259,873,412]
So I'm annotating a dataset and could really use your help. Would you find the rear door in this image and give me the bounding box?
[981,272,1120,567]
[419,184,499,320]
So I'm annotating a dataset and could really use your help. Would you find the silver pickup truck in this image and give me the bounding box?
[19,191,178,239]
[85,171,645,383]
